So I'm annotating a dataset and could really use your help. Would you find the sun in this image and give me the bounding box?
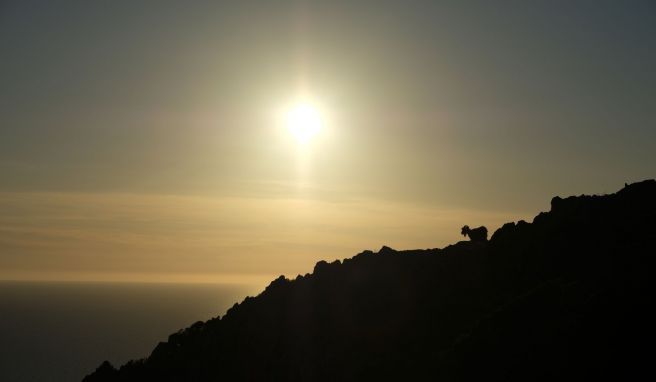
[286,103,322,144]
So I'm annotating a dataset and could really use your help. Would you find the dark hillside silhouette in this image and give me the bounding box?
[84,180,656,381]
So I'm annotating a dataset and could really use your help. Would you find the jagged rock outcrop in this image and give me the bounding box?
[84,180,656,381]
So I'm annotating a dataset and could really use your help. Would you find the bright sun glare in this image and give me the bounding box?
[287,103,322,144]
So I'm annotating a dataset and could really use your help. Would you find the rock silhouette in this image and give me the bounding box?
[84,180,656,381]
[460,225,488,242]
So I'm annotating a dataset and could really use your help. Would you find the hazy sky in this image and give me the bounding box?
[1,1,654,283]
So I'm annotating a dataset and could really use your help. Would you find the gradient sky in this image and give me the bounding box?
[1,1,654,283]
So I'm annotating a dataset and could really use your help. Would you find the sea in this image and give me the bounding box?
[0,281,264,382]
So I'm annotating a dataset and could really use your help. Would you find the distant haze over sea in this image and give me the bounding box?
[0,281,262,382]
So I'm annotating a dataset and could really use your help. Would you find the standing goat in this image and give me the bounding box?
[461,225,488,242]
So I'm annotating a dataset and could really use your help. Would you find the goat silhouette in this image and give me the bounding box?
[461,225,488,242]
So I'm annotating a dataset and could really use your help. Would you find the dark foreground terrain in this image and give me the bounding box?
[85,180,655,381]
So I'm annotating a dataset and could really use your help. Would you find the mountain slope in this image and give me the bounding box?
[84,180,656,381]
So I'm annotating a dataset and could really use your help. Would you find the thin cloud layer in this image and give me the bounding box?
[0,192,527,282]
